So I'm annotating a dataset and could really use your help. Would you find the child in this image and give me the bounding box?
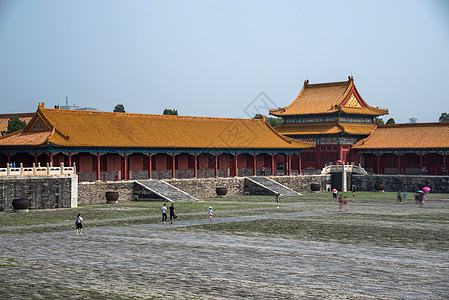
[208,206,214,221]
[75,213,83,235]
[275,193,282,208]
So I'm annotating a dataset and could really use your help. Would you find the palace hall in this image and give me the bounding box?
[0,77,448,179]
[270,76,449,175]
[0,103,313,181]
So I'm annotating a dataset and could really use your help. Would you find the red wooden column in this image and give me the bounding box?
[288,154,291,175]
[419,154,423,171]
[124,153,128,180]
[253,153,256,176]
[397,154,401,175]
[49,152,53,166]
[338,145,343,162]
[298,153,302,175]
[443,154,447,175]
[97,152,101,180]
[148,153,152,179]
[35,152,39,165]
[315,147,320,169]
[214,153,218,177]
[194,153,198,178]
[234,153,238,177]
[68,152,72,167]
[271,153,275,175]
[171,153,175,179]
[284,154,287,175]
[376,154,380,174]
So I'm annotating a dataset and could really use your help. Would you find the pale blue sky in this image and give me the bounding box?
[1,0,448,123]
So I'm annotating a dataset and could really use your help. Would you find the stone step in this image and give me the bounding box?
[136,180,197,202]
[246,177,300,196]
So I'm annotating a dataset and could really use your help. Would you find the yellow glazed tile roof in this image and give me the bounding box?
[275,122,376,136]
[275,122,343,135]
[0,104,314,150]
[353,123,449,149]
[270,77,388,117]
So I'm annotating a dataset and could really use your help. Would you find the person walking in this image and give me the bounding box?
[338,196,343,211]
[169,203,176,224]
[161,203,167,223]
[351,184,356,197]
[275,193,282,208]
[208,206,214,221]
[75,213,83,235]
[261,166,266,176]
[343,196,349,212]
[332,188,338,201]
[397,191,403,203]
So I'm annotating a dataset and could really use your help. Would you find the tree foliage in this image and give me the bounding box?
[439,112,449,122]
[373,117,384,124]
[253,114,283,127]
[163,109,178,115]
[113,104,126,113]
[1,117,27,135]
[385,118,395,124]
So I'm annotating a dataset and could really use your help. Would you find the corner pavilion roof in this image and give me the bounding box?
[353,122,449,150]
[274,121,377,136]
[270,77,388,117]
[0,103,314,150]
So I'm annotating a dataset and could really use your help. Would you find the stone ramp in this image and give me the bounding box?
[245,177,300,196]
[136,180,197,202]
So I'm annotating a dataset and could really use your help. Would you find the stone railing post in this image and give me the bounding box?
[60,162,64,174]
[72,162,76,174]
[33,162,36,175]
[47,163,50,175]
[20,163,24,175]
[6,163,10,176]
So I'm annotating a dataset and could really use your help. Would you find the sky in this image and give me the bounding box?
[0,0,448,123]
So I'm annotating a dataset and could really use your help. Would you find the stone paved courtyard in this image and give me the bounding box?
[1,200,448,299]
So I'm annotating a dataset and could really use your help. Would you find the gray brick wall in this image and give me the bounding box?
[78,181,134,204]
[352,175,449,193]
[0,175,78,212]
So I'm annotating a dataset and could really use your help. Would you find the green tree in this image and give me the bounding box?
[439,112,449,122]
[113,104,125,113]
[253,114,283,127]
[373,117,384,124]
[1,117,27,135]
[266,117,284,127]
[386,118,395,124]
[163,109,178,115]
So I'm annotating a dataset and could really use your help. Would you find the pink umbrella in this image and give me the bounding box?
[422,187,431,192]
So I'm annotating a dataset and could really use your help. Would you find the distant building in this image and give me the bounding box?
[58,96,98,111]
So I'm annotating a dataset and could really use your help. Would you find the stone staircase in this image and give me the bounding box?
[245,177,300,196]
[135,180,198,202]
